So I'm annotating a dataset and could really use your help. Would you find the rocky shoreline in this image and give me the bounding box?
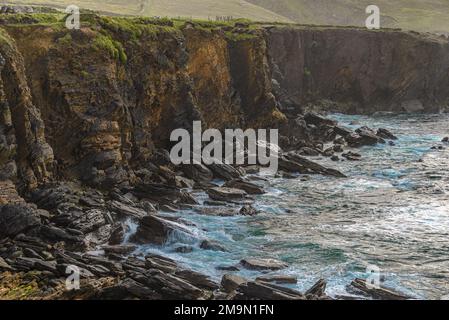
[1,109,411,300]
[1,10,448,300]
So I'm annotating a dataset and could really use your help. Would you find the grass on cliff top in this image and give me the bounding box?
[92,33,127,64]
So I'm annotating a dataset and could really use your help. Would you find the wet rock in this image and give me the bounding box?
[305,279,327,297]
[102,244,137,255]
[377,128,398,140]
[130,215,193,245]
[216,265,240,271]
[304,113,337,127]
[239,205,258,216]
[333,144,344,153]
[279,156,308,173]
[223,179,265,195]
[200,240,227,252]
[350,278,411,300]
[331,155,340,162]
[221,274,247,293]
[207,187,247,202]
[442,137,449,143]
[208,163,242,181]
[346,127,385,147]
[256,275,298,284]
[298,147,320,156]
[181,164,213,183]
[334,126,352,137]
[235,280,304,300]
[342,151,362,161]
[108,222,126,245]
[322,147,334,157]
[284,152,346,177]
[109,200,148,219]
[240,258,288,271]
[174,246,194,254]
[194,206,237,217]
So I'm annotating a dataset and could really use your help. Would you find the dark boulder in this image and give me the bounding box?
[0,205,40,238]
[256,275,298,284]
[200,240,227,252]
[207,187,247,202]
[181,163,213,183]
[377,128,398,140]
[239,205,258,216]
[240,258,288,271]
[304,113,337,127]
[130,215,193,245]
[207,163,242,181]
[221,274,247,293]
[223,179,265,195]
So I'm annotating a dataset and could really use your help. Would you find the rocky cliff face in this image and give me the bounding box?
[0,18,448,193]
[0,15,446,300]
[267,27,449,114]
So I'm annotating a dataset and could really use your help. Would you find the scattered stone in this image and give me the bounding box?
[0,256,13,270]
[174,246,194,254]
[331,155,340,162]
[298,147,320,156]
[207,164,242,181]
[109,200,147,219]
[305,279,327,297]
[377,128,398,140]
[221,274,247,293]
[0,205,40,238]
[284,152,346,177]
[350,278,411,300]
[216,265,240,271]
[223,179,265,195]
[442,137,449,143]
[239,205,258,216]
[333,144,344,153]
[200,240,227,252]
[333,126,352,137]
[130,215,193,245]
[207,187,247,202]
[240,258,288,271]
[304,113,337,127]
[256,275,298,284]
[322,147,334,157]
[102,244,137,255]
[342,151,362,161]
[181,164,213,183]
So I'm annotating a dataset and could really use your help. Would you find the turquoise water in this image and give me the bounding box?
[131,113,449,299]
